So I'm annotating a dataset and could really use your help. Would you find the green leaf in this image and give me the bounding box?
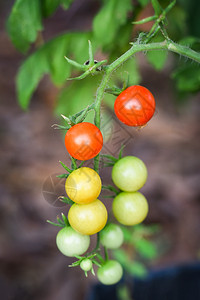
[7,0,42,53]
[113,248,130,265]
[61,0,74,10]
[120,227,132,242]
[41,0,74,17]
[16,49,49,109]
[93,0,132,47]
[179,36,200,48]
[146,49,168,70]
[167,6,187,40]
[137,0,150,7]
[172,63,200,92]
[134,239,157,259]
[146,35,168,70]
[41,0,60,17]
[113,248,148,278]
[16,32,91,109]
[55,76,98,123]
[127,261,147,277]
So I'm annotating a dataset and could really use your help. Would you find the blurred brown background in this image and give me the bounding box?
[0,1,200,299]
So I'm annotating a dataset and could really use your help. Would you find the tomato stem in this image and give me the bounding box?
[104,247,109,261]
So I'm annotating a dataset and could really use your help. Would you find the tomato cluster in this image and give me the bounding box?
[53,85,154,285]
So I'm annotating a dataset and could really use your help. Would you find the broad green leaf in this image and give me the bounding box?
[138,0,150,7]
[7,0,42,53]
[55,76,99,123]
[41,0,74,17]
[113,248,130,265]
[47,35,71,85]
[146,35,168,70]
[133,239,158,259]
[41,0,60,17]
[172,63,200,92]
[127,261,147,277]
[167,6,187,40]
[16,32,91,109]
[179,36,200,48]
[93,0,132,47]
[114,22,133,50]
[61,0,74,9]
[146,49,168,70]
[120,227,132,242]
[113,249,148,278]
[17,49,49,109]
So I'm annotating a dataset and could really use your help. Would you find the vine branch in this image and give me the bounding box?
[93,39,200,171]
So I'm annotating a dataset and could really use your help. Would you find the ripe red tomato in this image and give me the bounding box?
[114,85,156,126]
[65,122,103,160]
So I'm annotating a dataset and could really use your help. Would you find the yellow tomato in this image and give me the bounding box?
[68,199,108,235]
[112,191,148,225]
[65,167,102,204]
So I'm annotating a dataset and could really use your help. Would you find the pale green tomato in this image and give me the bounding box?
[112,191,148,225]
[80,259,93,272]
[97,260,123,285]
[112,156,147,192]
[100,223,124,249]
[56,226,90,257]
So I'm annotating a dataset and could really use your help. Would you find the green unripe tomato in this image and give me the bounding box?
[80,259,93,272]
[97,260,123,285]
[100,223,124,249]
[112,191,148,225]
[56,226,90,257]
[112,156,147,192]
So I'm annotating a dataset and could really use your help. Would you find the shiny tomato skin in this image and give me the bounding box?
[56,226,90,257]
[68,199,108,235]
[80,258,93,272]
[97,260,123,285]
[65,167,102,204]
[112,191,149,226]
[112,156,147,192]
[114,85,156,126]
[65,122,103,160]
[100,223,124,249]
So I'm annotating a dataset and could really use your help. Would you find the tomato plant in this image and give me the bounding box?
[56,226,90,257]
[112,156,147,192]
[100,223,124,249]
[35,0,200,286]
[112,191,149,226]
[65,167,102,204]
[65,122,103,160]
[114,85,156,127]
[68,199,108,235]
[97,260,123,285]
